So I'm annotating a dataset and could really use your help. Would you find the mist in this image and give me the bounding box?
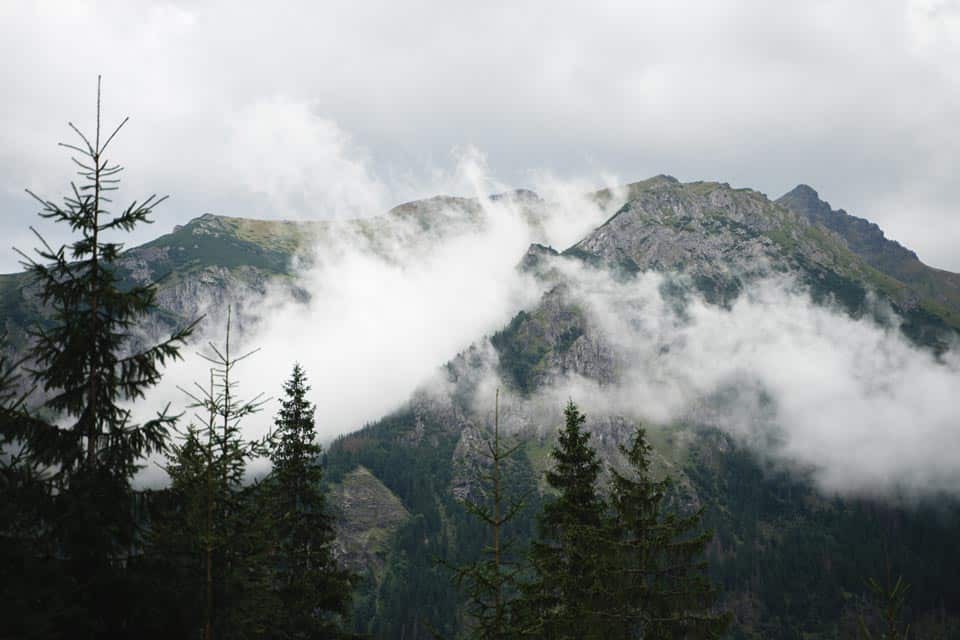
[130,155,623,484]
[500,258,960,497]
[124,149,960,497]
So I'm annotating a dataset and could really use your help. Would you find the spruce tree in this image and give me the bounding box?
[518,401,613,639]
[172,306,271,640]
[454,388,528,640]
[142,308,272,639]
[858,575,911,639]
[11,76,195,636]
[607,426,731,639]
[266,363,353,639]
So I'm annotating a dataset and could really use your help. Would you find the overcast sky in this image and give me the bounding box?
[2,0,958,273]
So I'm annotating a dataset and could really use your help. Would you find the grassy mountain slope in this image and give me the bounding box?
[778,183,960,323]
[0,194,490,348]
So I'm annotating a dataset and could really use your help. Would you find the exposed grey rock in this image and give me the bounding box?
[329,466,410,578]
[778,183,960,320]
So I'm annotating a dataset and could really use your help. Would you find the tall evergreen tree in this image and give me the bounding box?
[607,426,731,639]
[454,388,528,640]
[10,76,195,637]
[518,401,613,639]
[266,363,353,639]
[170,306,271,640]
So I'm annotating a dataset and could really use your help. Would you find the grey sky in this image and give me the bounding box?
[2,0,958,273]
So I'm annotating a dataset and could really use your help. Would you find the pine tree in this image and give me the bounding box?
[454,388,528,640]
[607,426,731,639]
[518,401,613,639]
[858,574,911,639]
[11,76,195,636]
[266,363,354,639]
[173,306,271,640]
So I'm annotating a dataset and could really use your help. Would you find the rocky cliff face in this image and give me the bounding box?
[488,177,958,408]
[778,183,960,324]
[329,466,409,579]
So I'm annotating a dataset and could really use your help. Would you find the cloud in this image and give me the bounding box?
[2,1,959,271]
[129,159,618,485]
[509,259,960,496]
[224,98,389,219]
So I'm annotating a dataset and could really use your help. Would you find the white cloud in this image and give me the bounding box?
[224,99,389,219]
[129,160,617,485]
[519,260,960,496]
[2,0,959,270]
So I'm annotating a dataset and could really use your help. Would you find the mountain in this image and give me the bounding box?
[0,193,493,350]
[584,176,957,342]
[3,177,959,638]
[777,183,960,327]
[321,178,960,638]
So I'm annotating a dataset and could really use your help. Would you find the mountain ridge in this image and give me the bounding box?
[3,176,958,349]
[777,183,960,322]
[4,176,960,637]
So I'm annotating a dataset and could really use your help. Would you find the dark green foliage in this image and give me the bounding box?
[607,427,731,638]
[134,425,210,636]
[265,363,354,638]
[858,575,911,639]
[326,404,543,639]
[2,78,194,638]
[691,274,743,307]
[142,308,273,640]
[490,306,585,395]
[799,258,868,318]
[189,309,269,639]
[490,311,551,394]
[17,92,194,474]
[0,340,63,640]
[517,401,613,639]
[453,389,528,639]
[328,409,463,638]
[688,432,960,638]
[319,397,960,640]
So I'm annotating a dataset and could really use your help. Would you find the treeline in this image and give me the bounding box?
[0,84,353,639]
[448,396,731,639]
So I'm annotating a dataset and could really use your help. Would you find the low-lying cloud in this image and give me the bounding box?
[130,157,622,484]
[507,259,960,497]
[118,157,960,497]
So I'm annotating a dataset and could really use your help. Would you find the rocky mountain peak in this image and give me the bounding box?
[776,184,837,224]
[779,184,824,211]
[774,186,960,324]
[569,179,794,297]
